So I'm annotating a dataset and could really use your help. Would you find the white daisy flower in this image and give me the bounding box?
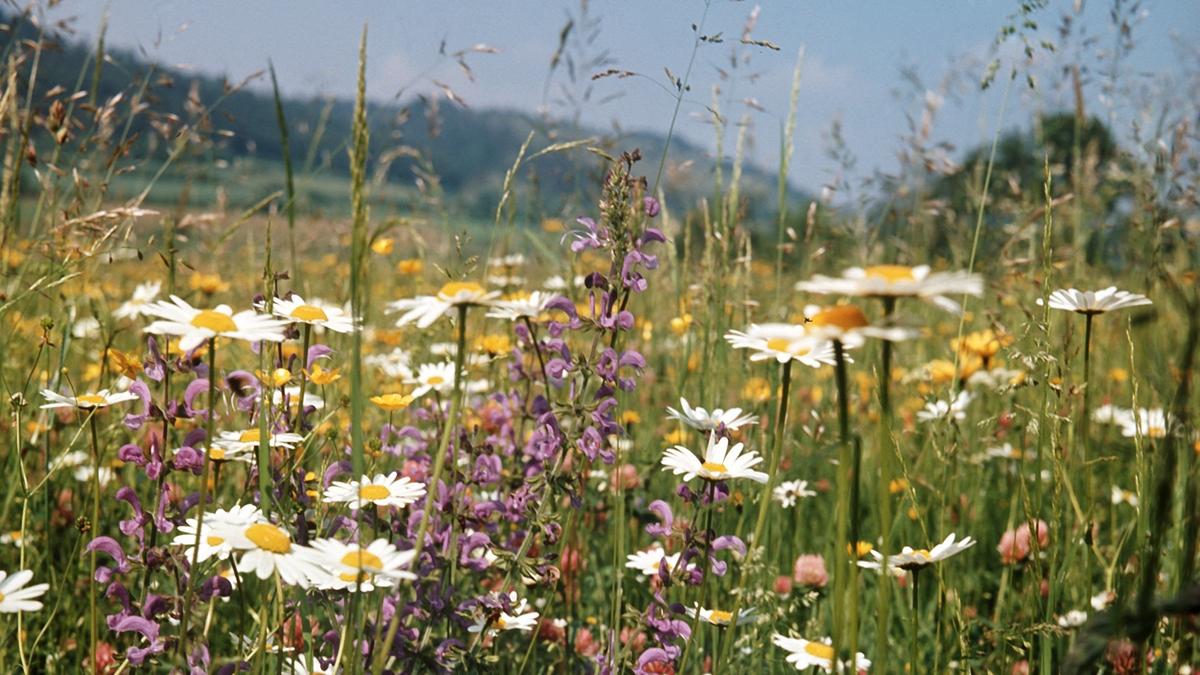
[49,450,90,472]
[407,362,457,398]
[0,570,49,613]
[322,472,427,510]
[488,253,526,268]
[1092,404,1134,427]
[485,291,561,321]
[1119,408,1168,439]
[208,519,321,587]
[267,295,356,334]
[724,323,839,367]
[666,397,758,432]
[171,504,265,563]
[625,544,683,577]
[661,433,768,484]
[365,347,413,380]
[0,531,26,548]
[387,281,499,329]
[468,592,539,635]
[803,304,919,346]
[858,533,975,572]
[1091,590,1116,611]
[302,538,416,592]
[73,466,115,485]
[984,443,1023,460]
[211,429,305,457]
[1110,485,1138,507]
[114,281,162,320]
[143,295,287,351]
[1038,287,1152,315]
[40,388,139,410]
[685,605,756,627]
[773,480,817,508]
[796,264,983,313]
[772,634,871,673]
[916,391,972,423]
[71,316,101,339]
[1057,609,1089,629]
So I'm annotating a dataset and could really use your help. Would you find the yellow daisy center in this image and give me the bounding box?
[238,429,261,443]
[913,549,931,559]
[438,281,484,299]
[191,310,237,333]
[708,610,732,624]
[290,304,329,322]
[765,337,810,356]
[206,535,225,546]
[701,462,728,474]
[810,306,869,331]
[209,448,226,461]
[76,394,107,406]
[0,591,5,602]
[337,549,385,582]
[244,523,291,554]
[864,264,916,283]
[495,617,508,629]
[804,642,835,660]
[426,376,445,386]
[359,484,391,501]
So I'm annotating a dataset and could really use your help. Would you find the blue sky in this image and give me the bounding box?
[41,1,1200,193]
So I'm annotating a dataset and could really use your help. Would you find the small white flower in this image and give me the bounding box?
[40,388,140,410]
[661,433,768,484]
[267,295,356,333]
[273,387,325,412]
[796,264,983,313]
[1038,287,1152,315]
[211,429,304,458]
[725,323,839,366]
[666,397,759,432]
[1057,609,1088,628]
[625,544,682,577]
[685,605,756,627]
[114,281,162,320]
[0,569,49,613]
[322,473,426,510]
[407,362,457,398]
[387,281,499,329]
[772,634,871,673]
[485,291,562,321]
[1091,590,1116,611]
[143,296,288,351]
[171,504,265,563]
[916,391,972,423]
[468,592,539,635]
[1110,485,1138,507]
[365,347,413,380]
[773,480,817,508]
[1119,408,1168,439]
[303,538,416,592]
[984,443,1023,461]
[859,533,975,572]
[208,519,322,587]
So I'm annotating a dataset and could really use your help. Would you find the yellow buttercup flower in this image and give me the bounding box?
[256,368,293,388]
[308,364,342,385]
[370,393,416,412]
[475,334,512,356]
[397,259,424,275]
[107,348,143,379]
[189,272,230,295]
[371,237,395,255]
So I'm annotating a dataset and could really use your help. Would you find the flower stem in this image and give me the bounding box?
[179,337,217,657]
[88,412,100,673]
[876,314,896,672]
[373,304,468,674]
[911,568,921,674]
[718,359,793,669]
[831,339,854,664]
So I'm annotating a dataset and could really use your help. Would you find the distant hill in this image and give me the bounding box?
[3,9,810,223]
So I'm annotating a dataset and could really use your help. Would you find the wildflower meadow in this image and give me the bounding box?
[0,2,1198,673]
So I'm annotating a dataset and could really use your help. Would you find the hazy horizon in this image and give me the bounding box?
[30,0,1200,196]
